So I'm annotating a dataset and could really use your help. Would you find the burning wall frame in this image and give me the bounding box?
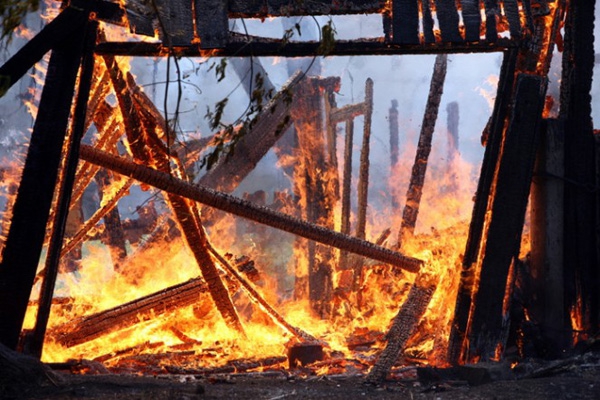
[0,0,595,377]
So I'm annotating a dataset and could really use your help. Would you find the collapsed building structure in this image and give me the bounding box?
[0,0,597,383]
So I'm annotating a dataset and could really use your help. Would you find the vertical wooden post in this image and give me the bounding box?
[559,0,598,339]
[398,54,447,245]
[0,10,89,350]
[530,118,567,349]
[389,99,399,210]
[29,20,98,358]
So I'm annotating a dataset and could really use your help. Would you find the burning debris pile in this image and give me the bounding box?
[0,0,598,394]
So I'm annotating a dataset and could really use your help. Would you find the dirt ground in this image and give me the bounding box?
[4,356,600,400]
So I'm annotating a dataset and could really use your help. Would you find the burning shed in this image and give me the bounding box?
[0,0,598,396]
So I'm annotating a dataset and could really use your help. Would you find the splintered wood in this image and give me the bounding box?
[365,282,435,384]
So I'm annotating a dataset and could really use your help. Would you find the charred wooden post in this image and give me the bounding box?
[0,7,91,351]
[29,20,98,358]
[365,280,435,383]
[291,77,339,317]
[398,54,447,245]
[352,78,374,289]
[78,145,424,273]
[447,48,518,365]
[530,119,567,349]
[465,74,547,362]
[559,0,599,339]
[338,118,354,271]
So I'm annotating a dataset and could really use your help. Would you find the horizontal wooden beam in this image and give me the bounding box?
[94,38,515,58]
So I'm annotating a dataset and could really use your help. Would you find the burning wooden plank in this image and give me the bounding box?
[78,145,424,273]
[52,276,220,347]
[365,280,435,383]
[398,54,447,245]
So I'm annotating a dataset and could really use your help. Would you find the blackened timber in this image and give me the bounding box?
[399,54,447,243]
[228,0,386,16]
[483,0,499,42]
[389,100,399,209]
[153,0,195,46]
[0,6,86,97]
[421,0,435,43]
[198,71,302,192]
[391,0,419,44]
[29,21,98,358]
[365,282,435,383]
[530,119,567,349]
[466,74,547,362]
[462,0,482,42]
[53,277,216,347]
[447,48,518,365]
[79,145,424,273]
[94,38,516,58]
[356,78,374,240]
[339,118,354,271]
[503,0,522,39]
[0,10,90,350]
[559,0,599,336]
[195,0,228,48]
[436,0,463,43]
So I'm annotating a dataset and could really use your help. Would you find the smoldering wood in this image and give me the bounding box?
[530,119,567,349]
[78,145,424,273]
[0,12,90,350]
[392,0,419,44]
[421,0,435,43]
[52,277,219,347]
[462,0,482,42]
[107,60,245,334]
[436,0,462,43]
[447,48,518,365]
[94,38,518,58]
[164,356,288,376]
[466,74,547,362]
[198,71,302,193]
[195,0,228,48]
[398,54,447,244]
[365,282,435,383]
